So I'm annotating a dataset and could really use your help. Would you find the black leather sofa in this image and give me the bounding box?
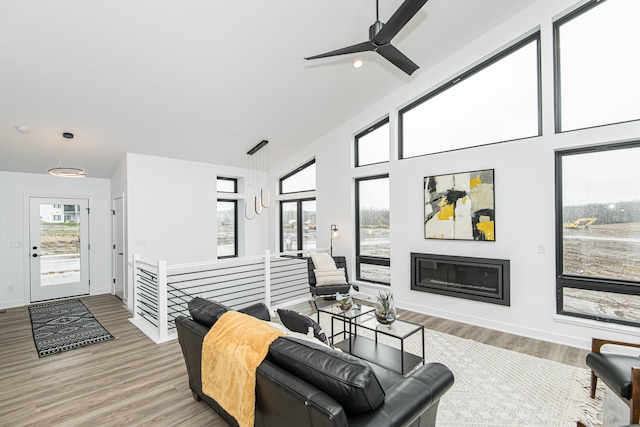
[176,297,455,427]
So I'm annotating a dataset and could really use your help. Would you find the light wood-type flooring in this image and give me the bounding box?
[0,294,589,426]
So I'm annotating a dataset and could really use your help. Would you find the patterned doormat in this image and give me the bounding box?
[29,299,114,357]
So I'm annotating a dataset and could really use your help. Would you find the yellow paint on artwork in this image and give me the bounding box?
[469,176,482,189]
[476,221,495,241]
[438,203,454,221]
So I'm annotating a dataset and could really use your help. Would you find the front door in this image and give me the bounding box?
[30,197,90,302]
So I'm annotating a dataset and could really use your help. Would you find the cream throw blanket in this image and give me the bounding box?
[201,311,285,427]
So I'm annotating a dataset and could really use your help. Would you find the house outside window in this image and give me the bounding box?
[555,141,640,327]
[355,175,390,284]
[217,199,237,258]
[554,0,640,132]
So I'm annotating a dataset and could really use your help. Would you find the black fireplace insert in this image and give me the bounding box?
[411,253,510,306]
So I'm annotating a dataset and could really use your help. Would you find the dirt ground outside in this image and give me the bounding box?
[562,222,640,323]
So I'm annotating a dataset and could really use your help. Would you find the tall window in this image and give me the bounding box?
[400,33,540,159]
[280,160,316,194]
[356,175,390,284]
[217,200,237,258]
[280,160,316,253]
[217,176,238,258]
[355,118,389,167]
[554,0,640,132]
[280,199,316,253]
[556,141,640,326]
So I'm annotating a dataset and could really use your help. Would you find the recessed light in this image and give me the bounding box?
[14,125,30,133]
[353,59,364,69]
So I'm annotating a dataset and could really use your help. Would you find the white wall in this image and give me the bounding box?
[122,153,267,308]
[0,171,111,309]
[269,0,640,349]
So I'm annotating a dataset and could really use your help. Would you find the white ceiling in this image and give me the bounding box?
[0,0,537,179]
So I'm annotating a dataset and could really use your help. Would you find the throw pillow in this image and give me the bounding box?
[314,268,348,286]
[276,309,329,345]
[310,253,337,270]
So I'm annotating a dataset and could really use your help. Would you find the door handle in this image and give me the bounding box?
[118,253,123,255]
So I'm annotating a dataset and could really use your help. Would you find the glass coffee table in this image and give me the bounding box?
[317,304,425,375]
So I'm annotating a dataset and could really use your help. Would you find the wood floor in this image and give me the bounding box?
[0,294,589,426]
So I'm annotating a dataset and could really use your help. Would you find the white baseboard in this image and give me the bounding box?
[0,298,25,310]
[398,300,592,350]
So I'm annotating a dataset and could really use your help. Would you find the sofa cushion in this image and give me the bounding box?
[188,297,231,328]
[277,309,329,345]
[268,336,385,415]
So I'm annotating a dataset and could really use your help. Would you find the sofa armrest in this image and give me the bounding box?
[347,363,454,427]
[176,315,209,397]
[238,302,271,321]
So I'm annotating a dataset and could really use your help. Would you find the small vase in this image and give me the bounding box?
[339,296,353,311]
[375,293,396,324]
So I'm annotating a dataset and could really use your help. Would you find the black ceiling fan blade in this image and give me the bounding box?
[305,41,374,60]
[374,0,429,44]
[376,43,419,75]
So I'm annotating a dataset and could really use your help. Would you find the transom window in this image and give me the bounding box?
[355,118,389,167]
[216,177,237,193]
[280,159,316,194]
[554,0,640,132]
[399,33,540,159]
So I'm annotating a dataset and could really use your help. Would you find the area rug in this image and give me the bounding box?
[29,299,114,357]
[318,315,602,427]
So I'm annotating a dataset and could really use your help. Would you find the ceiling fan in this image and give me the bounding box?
[304,0,429,76]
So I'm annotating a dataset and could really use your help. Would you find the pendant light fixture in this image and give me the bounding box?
[48,132,86,178]
[244,140,270,220]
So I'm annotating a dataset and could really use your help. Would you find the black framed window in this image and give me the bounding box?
[554,0,640,133]
[556,141,640,326]
[217,199,238,258]
[355,118,389,167]
[279,159,316,194]
[355,175,390,284]
[216,177,237,193]
[399,33,541,159]
[280,199,316,253]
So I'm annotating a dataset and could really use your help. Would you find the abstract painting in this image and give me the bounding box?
[424,169,495,241]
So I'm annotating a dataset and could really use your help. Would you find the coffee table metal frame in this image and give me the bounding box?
[317,304,425,375]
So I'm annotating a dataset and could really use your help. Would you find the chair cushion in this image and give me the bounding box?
[587,352,640,399]
[314,268,348,286]
[276,309,329,345]
[188,297,231,328]
[268,336,385,415]
[310,253,337,270]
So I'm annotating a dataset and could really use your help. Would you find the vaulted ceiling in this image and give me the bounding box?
[0,0,537,178]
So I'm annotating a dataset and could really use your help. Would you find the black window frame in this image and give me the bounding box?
[279,197,316,255]
[355,174,390,285]
[398,32,542,160]
[555,140,640,327]
[217,198,238,259]
[355,117,390,167]
[279,159,316,195]
[553,0,640,133]
[216,177,238,193]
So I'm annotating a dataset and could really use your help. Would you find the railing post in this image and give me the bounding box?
[158,260,168,342]
[264,250,271,308]
[132,254,141,321]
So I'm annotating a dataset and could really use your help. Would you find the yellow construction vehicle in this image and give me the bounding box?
[563,218,597,229]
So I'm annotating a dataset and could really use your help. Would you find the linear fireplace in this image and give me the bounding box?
[411,253,510,306]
